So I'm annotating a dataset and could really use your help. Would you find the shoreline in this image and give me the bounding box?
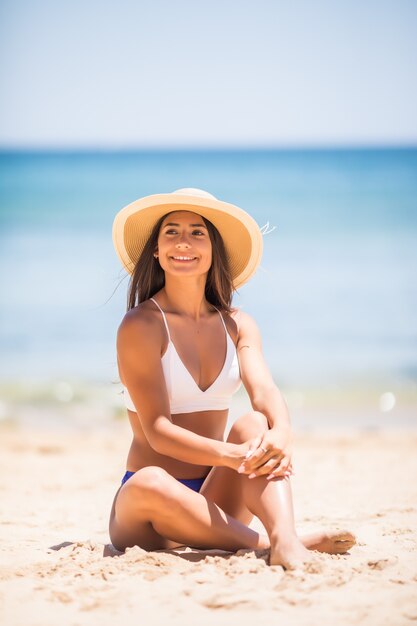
[1,379,416,433]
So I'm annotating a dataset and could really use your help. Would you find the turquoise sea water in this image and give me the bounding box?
[0,148,416,392]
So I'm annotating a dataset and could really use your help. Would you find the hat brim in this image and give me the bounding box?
[112,192,263,289]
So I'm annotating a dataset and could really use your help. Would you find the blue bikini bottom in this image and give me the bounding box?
[121,471,205,493]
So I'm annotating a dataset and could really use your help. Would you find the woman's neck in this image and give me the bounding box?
[157,279,214,321]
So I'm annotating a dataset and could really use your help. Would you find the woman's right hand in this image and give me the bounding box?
[224,436,264,472]
[224,436,293,478]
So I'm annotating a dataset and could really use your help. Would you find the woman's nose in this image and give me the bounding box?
[175,235,191,248]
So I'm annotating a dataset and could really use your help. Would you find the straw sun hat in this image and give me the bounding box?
[112,188,267,289]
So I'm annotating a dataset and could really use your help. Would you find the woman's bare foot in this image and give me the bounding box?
[269,535,316,569]
[260,529,356,555]
[300,529,356,554]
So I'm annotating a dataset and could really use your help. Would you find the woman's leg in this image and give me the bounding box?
[109,414,355,565]
[201,411,355,568]
[109,465,269,553]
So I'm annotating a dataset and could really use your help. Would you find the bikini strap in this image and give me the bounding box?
[151,298,226,341]
[150,297,171,342]
[213,306,227,334]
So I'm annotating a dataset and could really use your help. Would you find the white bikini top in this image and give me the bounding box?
[123,297,242,414]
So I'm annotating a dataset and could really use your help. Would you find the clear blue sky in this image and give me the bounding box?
[1,0,416,148]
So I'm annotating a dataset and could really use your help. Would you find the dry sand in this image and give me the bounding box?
[0,421,416,626]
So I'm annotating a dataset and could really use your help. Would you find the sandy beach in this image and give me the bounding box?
[1,414,416,626]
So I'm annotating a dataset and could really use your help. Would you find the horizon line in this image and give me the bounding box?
[1,141,417,153]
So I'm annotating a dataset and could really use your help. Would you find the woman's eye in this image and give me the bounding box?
[165,230,204,236]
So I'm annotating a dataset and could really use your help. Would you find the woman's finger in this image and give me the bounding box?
[237,435,266,473]
[266,458,292,479]
[250,451,293,476]
[247,456,282,478]
[248,455,292,479]
[245,434,264,459]
[242,444,280,472]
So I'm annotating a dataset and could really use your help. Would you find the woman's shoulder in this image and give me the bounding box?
[222,306,257,344]
[117,299,163,343]
[116,301,166,383]
[227,306,256,327]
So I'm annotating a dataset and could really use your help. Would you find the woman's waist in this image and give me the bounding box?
[126,444,212,480]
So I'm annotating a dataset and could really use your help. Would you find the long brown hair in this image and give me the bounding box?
[127,211,235,312]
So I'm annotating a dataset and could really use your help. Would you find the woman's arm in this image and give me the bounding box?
[233,310,293,478]
[236,310,291,433]
[117,309,248,469]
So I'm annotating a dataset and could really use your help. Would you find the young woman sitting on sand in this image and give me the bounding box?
[109,188,355,569]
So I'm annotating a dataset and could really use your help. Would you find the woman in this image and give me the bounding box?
[109,188,355,569]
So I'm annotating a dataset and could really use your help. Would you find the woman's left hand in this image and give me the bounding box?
[237,427,294,480]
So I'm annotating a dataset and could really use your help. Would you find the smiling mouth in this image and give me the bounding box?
[170,256,197,262]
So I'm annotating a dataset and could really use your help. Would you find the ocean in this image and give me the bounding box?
[1,148,416,399]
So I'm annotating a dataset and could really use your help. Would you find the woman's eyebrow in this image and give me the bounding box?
[163,222,207,229]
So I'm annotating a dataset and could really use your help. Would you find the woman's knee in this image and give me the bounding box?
[227,410,268,443]
[121,466,175,509]
[110,467,178,547]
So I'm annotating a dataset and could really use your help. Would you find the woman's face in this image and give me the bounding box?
[156,210,213,280]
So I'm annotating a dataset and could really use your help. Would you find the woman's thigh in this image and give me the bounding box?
[109,467,190,552]
[200,410,268,524]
